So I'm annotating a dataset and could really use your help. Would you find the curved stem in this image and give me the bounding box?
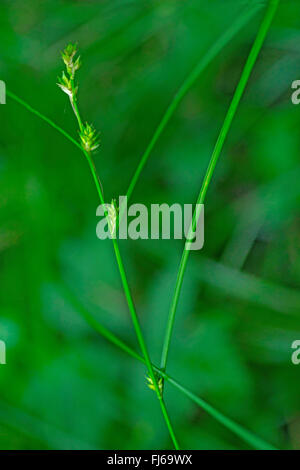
[69,81,179,450]
[160,0,280,375]
[124,2,263,205]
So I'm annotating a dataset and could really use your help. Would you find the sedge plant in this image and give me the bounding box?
[5,0,280,450]
[159,0,280,384]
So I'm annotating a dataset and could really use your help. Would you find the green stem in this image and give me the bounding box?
[62,285,277,450]
[160,0,280,374]
[6,71,278,452]
[69,81,179,450]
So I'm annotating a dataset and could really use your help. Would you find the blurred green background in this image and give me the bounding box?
[0,0,299,450]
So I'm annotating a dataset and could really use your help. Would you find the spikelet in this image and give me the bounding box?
[107,199,117,238]
[79,122,100,153]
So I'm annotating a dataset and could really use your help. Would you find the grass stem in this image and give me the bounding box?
[68,79,180,450]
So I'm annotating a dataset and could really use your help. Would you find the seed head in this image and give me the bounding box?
[79,122,100,153]
[61,43,81,79]
[107,199,117,238]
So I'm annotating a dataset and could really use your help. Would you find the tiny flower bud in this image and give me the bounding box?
[107,199,117,237]
[79,122,100,153]
[146,374,163,397]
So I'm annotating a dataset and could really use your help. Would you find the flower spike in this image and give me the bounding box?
[57,71,74,98]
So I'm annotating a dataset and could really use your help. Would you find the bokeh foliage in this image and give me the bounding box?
[0,0,299,449]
